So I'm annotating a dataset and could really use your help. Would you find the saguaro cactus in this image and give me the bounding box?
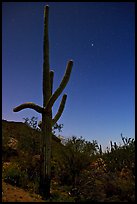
[13,5,73,199]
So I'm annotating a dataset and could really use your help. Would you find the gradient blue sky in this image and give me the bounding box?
[2,2,135,150]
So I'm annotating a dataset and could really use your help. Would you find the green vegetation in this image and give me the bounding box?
[2,119,135,202]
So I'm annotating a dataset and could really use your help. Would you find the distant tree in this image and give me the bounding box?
[23,116,39,130]
[52,123,64,135]
[57,136,99,187]
[23,116,63,133]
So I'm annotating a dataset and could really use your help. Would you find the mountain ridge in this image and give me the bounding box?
[2,119,61,143]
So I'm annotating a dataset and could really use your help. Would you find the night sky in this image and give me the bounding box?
[2,2,135,150]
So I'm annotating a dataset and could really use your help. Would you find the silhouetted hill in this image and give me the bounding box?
[2,119,62,161]
[2,119,61,143]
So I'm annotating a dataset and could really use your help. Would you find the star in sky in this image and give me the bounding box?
[89,39,94,47]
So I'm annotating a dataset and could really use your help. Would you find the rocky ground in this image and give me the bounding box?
[2,180,45,202]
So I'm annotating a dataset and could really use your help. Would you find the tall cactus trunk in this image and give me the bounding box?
[13,5,73,200]
[40,113,52,198]
[40,6,52,198]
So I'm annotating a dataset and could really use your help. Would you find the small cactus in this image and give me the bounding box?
[13,5,73,199]
[99,144,102,155]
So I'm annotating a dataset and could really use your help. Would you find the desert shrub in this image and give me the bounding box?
[73,162,135,202]
[74,160,107,202]
[55,136,99,187]
[102,136,135,173]
[72,137,135,202]
[49,189,75,202]
[3,158,40,193]
[18,130,40,155]
[17,151,40,186]
[3,162,28,188]
[23,116,39,130]
[26,180,40,194]
[2,146,18,162]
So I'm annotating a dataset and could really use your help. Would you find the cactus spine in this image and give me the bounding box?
[13,5,73,199]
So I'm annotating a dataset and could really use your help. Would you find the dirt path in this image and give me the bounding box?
[2,180,45,202]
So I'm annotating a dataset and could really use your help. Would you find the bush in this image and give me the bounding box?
[18,151,40,181]
[73,163,135,202]
[71,138,135,202]
[55,136,99,187]
[102,137,135,173]
[3,162,28,188]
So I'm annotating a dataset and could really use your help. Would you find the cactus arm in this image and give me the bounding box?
[13,102,43,113]
[45,60,73,111]
[38,94,67,127]
[52,94,67,125]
